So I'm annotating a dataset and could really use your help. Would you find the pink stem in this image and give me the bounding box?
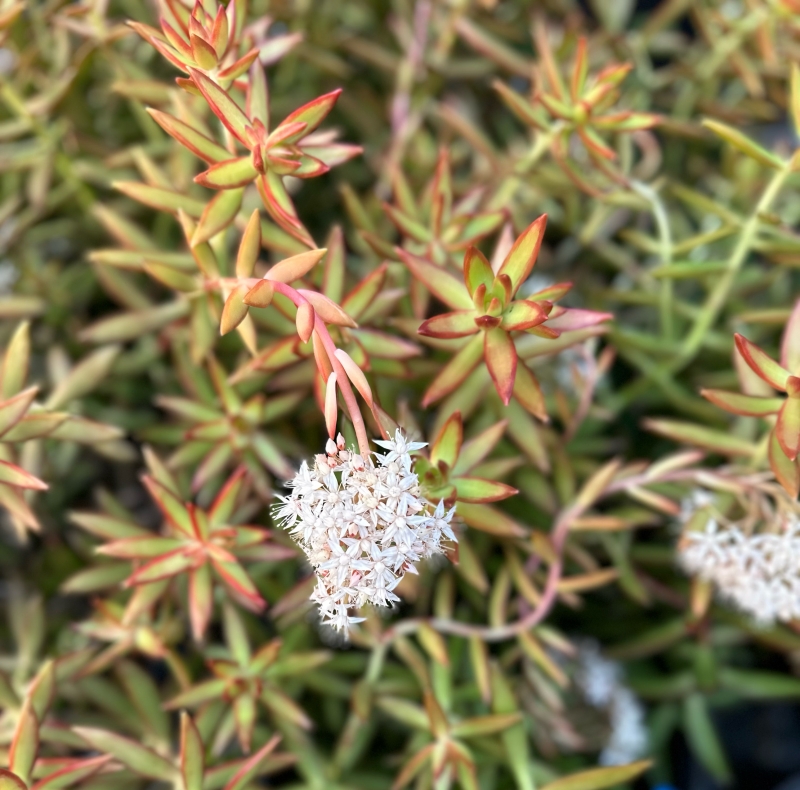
[270,281,371,458]
[381,511,573,643]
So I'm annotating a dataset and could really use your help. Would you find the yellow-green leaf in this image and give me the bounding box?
[539,760,652,790]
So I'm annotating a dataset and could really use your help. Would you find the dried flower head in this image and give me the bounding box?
[678,477,800,624]
[274,431,456,632]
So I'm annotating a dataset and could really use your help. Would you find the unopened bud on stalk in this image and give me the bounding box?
[296,302,315,343]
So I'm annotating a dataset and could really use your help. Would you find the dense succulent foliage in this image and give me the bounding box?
[3,0,800,788]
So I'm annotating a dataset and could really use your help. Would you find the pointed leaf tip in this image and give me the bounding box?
[497,214,547,296]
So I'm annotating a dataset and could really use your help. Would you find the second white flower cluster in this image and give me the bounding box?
[679,513,800,624]
[274,431,456,632]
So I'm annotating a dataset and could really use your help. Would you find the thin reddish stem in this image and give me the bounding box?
[270,281,371,458]
[381,511,572,643]
[205,276,373,456]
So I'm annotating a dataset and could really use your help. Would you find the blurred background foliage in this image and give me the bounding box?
[2,0,800,788]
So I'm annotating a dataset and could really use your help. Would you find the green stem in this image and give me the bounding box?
[514,124,560,176]
[749,428,771,471]
[673,163,791,371]
[365,642,387,682]
[331,643,387,776]
[0,84,95,212]
[631,179,674,340]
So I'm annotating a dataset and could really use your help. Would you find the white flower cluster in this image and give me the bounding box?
[273,431,456,632]
[577,642,648,767]
[678,513,800,624]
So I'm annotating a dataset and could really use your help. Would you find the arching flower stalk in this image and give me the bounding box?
[273,431,456,632]
[213,222,383,458]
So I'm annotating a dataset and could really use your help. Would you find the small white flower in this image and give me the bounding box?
[374,429,427,463]
[274,431,456,633]
[677,486,800,624]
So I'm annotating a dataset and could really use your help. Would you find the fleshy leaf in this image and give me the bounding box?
[538,760,652,790]
[703,119,784,170]
[457,502,526,537]
[644,419,754,457]
[342,264,388,320]
[431,412,463,469]
[142,476,194,537]
[397,249,474,311]
[236,210,261,278]
[513,364,548,421]
[298,290,357,328]
[734,334,790,391]
[74,728,176,782]
[212,556,265,610]
[700,389,783,417]
[0,771,27,790]
[195,157,258,189]
[180,713,204,790]
[276,89,342,145]
[189,68,250,144]
[496,215,547,296]
[454,477,517,503]
[484,328,517,405]
[192,188,244,245]
[419,311,479,339]
[781,299,800,374]
[545,307,612,331]
[126,549,196,585]
[243,279,274,307]
[0,460,47,491]
[223,735,282,790]
[501,300,549,332]
[148,109,229,163]
[776,398,800,461]
[423,335,484,406]
[221,285,249,335]
[9,702,37,785]
[1,321,30,398]
[266,249,327,283]
[0,386,38,439]
[769,430,799,498]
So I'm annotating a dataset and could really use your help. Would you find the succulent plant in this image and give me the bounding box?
[3,1,800,789]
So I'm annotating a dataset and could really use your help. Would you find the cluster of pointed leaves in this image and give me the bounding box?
[380,685,523,790]
[130,0,359,247]
[68,455,274,641]
[417,410,536,542]
[154,356,298,498]
[374,636,654,790]
[419,412,516,505]
[93,711,290,790]
[0,595,296,787]
[364,150,506,269]
[402,215,611,413]
[165,604,327,752]
[14,0,800,788]
[129,0,259,86]
[69,597,182,677]
[76,701,292,788]
[0,322,125,538]
[494,30,659,191]
[0,660,114,790]
[0,325,50,535]
[229,224,420,388]
[701,308,800,497]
